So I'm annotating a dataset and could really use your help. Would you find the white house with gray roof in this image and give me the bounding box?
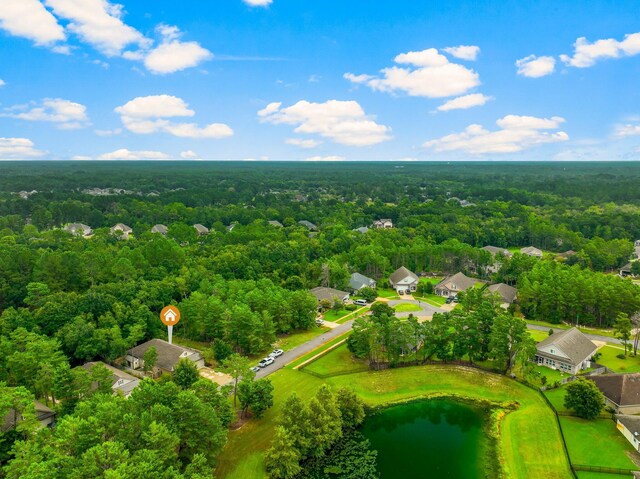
[434,272,483,298]
[615,414,640,451]
[82,361,140,397]
[110,223,132,239]
[389,266,419,293]
[535,328,597,375]
[65,223,92,237]
[310,287,350,304]
[193,224,209,235]
[521,246,543,258]
[486,283,518,307]
[348,273,376,292]
[126,339,204,374]
[151,224,168,235]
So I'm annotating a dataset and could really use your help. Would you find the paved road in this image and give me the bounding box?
[526,323,622,345]
[254,319,357,379]
[387,299,446,318]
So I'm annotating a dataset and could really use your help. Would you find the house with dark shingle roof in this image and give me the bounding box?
[2,401,55,432]
[486,283,518,307]
[434,272,483,298]
[592,373,640,414]
[535,327,597,375]
[348,273,376,292]
[521,246,543,258]
[65,223,93,237]
[82,361,140,398]
[110,223,133,239]
[310,287,350,304]
[482,246,513,273]
[193,224,209,235]
[126,339,204,373]
[615,414,640,451]
[268,220,283,228]
[151,224,168,235]
[389,266,419,293]
[298,220,318,231]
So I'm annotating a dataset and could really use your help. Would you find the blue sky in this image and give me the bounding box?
[0,0,639,160]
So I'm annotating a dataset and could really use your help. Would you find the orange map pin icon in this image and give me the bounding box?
[160,305,181,326]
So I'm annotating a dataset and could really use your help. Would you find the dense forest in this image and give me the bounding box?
[0,161,639,477]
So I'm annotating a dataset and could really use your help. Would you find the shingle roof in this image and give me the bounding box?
[65,223,92,236]
[193,224,209,234]
[349,273,376,291]
[111,223,132,234]
[298,220,318,230]
[128,339,201,371]
[482,246,512,257]
[151,224,168,234]
[389,266,419,285]
[616,414,640,436]
[592,374,640,407]
[268,220,283,228]
[2,401,54,431]
[521,246,543,256]
[82,361,140,394]
[536,327,597,365]
[435,272,481,292]
[354,226,369,234]
[487,283,518,303]
[310,287,348,302]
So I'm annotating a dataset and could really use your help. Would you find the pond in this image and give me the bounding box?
[360,399,489,479]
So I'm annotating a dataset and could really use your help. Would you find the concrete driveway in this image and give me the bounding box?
[387,299,446,319]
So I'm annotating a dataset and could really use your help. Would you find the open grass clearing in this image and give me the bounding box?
[285,332,352,369]
[322,308,351,322]
[376,288,400,300]
[393,302,423,313]
[597,345,640,373]
[413,294,447,306]
[526,319,617,339]
[303,343,367,377]
[274,327,330,351]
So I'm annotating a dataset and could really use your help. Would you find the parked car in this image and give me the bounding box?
[445,297,453,304]
[250,366,260,373]
[353,299,368,306]
[271,348,284,357]
[453,296,460,303]
[258,357,274,368]
[316,319,325,326]
[398,290,405,295]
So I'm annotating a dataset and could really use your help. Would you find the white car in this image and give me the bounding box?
[258,357,274,368]
[270,349,284,358]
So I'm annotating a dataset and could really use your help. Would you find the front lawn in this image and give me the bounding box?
[414,294,447,306]
[533,365,571,386]
[526,319,617,339]
[377,288,401,300]
[560,417,637,471]
[597,345,640,373]
[393,302,423,313]
[275,327,330,351]
[529,329,552,342]
[303,343,367,377]
[322,308,351,322]
[419,277,443,285]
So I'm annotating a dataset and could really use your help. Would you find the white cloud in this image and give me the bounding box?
[94,128,122,137]
[423,114,568,154]
[344,48,480,98]
[437,93,492,112]
[0,0,66,47]
[286,138,322,148]
[143,25,212,74]
[304,156,346,162]
[614,123,640,138]
[443,45,480,61]
[98,148,170,160]
[243,0,273,6]
[115,95,233,139]
[0,137,46,158]
[259,100,391,147]
[515,55,556,77]
[44,0,149,57]
[2,98,89,129]
[560,32,640,68]
[180,150,200,159]
[0,79,5,87]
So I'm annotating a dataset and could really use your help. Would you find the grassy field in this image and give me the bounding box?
[596,345,640,373]
[414,294,447,306]
[393,302,423,312]
[560,417,637,470]
[532,365,571,386]
[274,327,330,351]
[333,306,369,324]
[529,329,551,342]
[285,332,351,369]
[526,319,617,339]
[217,357,573,479]
[544,386,569,413]
[376,288,400,300]
[303,343,367,377]
[322,308,351,322]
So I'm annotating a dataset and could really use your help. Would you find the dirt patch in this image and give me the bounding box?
[199,367,232,386]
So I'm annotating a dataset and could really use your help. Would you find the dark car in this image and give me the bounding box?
[445,297,453,304]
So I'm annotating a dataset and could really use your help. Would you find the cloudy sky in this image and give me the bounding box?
[0,0,639,161]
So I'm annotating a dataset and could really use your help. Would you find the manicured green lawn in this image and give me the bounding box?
[376,288,400,300]
[274,327,330,351]
[303,343,367,377]
[218,356,574,479]
[419,277,443,285]
[533,365,571,386]
[526,319,617,339]
[172,336,210,351]
[544,386,569,413]
[577,473,633,479]
[322,308,350,322]
[285,332,351,369]
[393,302,422,312]
[334,306,369,324]
[560,417,636,470]
[529,329,551,342]
[414,294,447,306]
[597,345,640,373]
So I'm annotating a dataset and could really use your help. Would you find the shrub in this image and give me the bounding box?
[345,304,358,311]
[616,353,626,360]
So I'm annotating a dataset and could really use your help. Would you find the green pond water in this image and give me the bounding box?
[360,399,487,479]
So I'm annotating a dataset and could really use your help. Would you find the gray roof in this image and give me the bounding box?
[487,283,518,303]
[482,246,512,257]
[310,287,349,303]
[110,223,132,234]
[2,401,54,432]
[616,414,640,436]
[521,246,543,256]
[349,272,376,291]
[151,224,168,234]
[65,223,92,236]
[298,220,318,230]
[268,220,283,228]
[592,374,640,407]
[128,339,201,371]
[82,361,140,395]
[354,226,369,234]
[193,224,209,234]
[435,272,481,292]
[621,263,633,272]
[389,266,419,285]
[536,327,597,365]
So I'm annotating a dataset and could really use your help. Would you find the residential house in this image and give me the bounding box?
[535,328,597,375]
[354,226,369,234]
[65,223,92,237]
[389,266,419,294]
[126,339,205,374]
[310,287,350,305]
[635,240,640,259]
[151,224,168,235]
[615,415,640,451]
[298,220,318,231]
[372,219,393,229]
[348,272,377,292]
[482,246,513,273]
[520,246,543,258]
[620,263,634,277]
[81,361,140,398]
[110,223,133,239]
[592,373,640,414]
[193,224,209,235]
[268,220,283,228]
[226,223,238,232]
[2,401,55,432]
[486,283,518,307]
[434,272,483,298]
[558,250,577,259]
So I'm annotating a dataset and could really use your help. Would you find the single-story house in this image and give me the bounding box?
[268,220,283,228]
[389,266,419,293]
[110,223,132,239]
[482,246,513,258]
[354,226,369,234]
[434,272,483,298]
[486,283,518,306]
[558,250,577,259]
[298,220,318,231]
[591,373,640,414]
[535,327,598,375]
[82,361,140,398]
[620,263,634,277]
[521,246,543,258]
[348,273,377,292]
[310,287,350,304]
[65,223,93,237]
[193,224,209,235]
[373,219,393,229]
[2,401,55,432]
[226,223,238,232]
[151,224,168,235]
[126,339,204,374]
[615,414,640,452]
